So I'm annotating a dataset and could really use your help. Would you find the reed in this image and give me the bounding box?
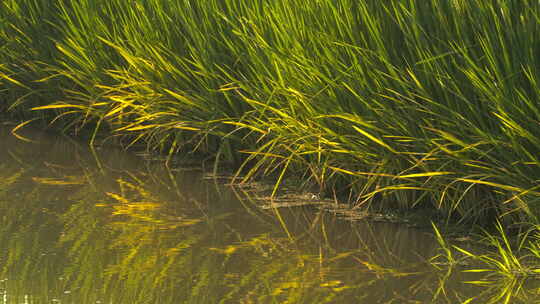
[1,0,540,227]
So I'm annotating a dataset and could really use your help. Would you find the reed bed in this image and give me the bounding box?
[1,0,540,227]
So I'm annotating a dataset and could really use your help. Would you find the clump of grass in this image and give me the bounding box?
[430,222,540,303]
[432,221,540,278]
[1,0,540,227]
[458,223,540,279]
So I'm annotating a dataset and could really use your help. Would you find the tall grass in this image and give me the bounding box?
[1,0,540,226]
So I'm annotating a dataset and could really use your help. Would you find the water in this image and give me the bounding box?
[0,125,537,303]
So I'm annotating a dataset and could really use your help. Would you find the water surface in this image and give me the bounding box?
[0,126,537,303]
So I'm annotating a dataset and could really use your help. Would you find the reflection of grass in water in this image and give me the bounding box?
[58,175,223,304]
[458,278,538,304]
[215,193,436,303]
[210,234,362,303]
[0,152,223,303]
[232,189,540,303]
[0,165,71,303]
[210,224,427,303]
[2,155,540,303]
[2,163,416,303]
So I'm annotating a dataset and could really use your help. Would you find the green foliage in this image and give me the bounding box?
[1,0,540,226]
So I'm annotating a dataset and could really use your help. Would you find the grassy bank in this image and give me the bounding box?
[1,0,540,227]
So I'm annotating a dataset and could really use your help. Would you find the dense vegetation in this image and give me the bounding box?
[2,0,540,227]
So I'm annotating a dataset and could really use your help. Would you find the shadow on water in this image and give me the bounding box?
[0,126,539,303]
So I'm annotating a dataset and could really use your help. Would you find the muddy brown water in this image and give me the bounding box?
[0,125,537,303]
